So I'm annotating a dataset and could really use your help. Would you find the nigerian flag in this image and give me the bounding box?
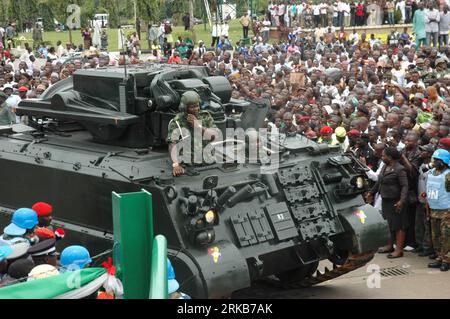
[0,268,107,299]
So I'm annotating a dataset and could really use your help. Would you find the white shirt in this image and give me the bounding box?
[392,69,405,86]
[331,134,349,152]
[405,80,426,89]
[6,95,21,124]
[212,24,221,37]
[349,32,359,44]
[343,3,351,16]
[270,4,277,16]
[396,0,406,19]
[337,1,346,12]
[5,60,15,73]
[57,44,67,58]
[333,6,339,17]
[425,9,440,33]
[19,51,32,67]
[47,52,58,61]
[261,20,271,32]
[313,5,321,15]
[221,24,229,37]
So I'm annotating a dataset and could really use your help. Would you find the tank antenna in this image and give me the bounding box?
[120,27,128,78]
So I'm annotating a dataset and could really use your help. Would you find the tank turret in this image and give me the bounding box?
[16,65,268,148]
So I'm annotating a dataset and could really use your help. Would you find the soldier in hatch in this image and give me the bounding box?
[168,91,219,177]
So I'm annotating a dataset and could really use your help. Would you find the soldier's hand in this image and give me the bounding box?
[186,114,198,128]
[173,164,185,177]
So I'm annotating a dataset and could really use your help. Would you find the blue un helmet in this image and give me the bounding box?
[60,245,92,272]
[3,208,38,237]
[167,258,180,294]
[432,149,450,165]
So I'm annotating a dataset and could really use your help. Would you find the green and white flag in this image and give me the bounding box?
[0,268,107,299]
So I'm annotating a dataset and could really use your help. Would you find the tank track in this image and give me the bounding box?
[264,250,376,289]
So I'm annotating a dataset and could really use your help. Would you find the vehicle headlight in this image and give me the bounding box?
[205,210,216,224]
[195,230,216,246]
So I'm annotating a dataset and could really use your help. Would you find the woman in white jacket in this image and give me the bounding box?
[211,22,221,47]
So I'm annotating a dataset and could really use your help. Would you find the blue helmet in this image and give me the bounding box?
[60,245,92,272]
[167,258,179,294]
[3,208,38,236]
[432,149,450,165]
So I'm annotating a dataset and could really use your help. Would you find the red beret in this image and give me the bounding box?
[439,138,450,148]
[4,51,10,58]
[298,116,311,123]
[320,126,333,135]
[348,129,361,137]
[34,227,56,239]
[32,202,53,217]
[18,86,28,92]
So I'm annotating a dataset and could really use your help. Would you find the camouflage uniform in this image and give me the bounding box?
[428,170,450,264]
[418,68,430,79]
[167,110,216,165]
[435,58,449,79]
[435,70,450,80]
[0,102,15,125]
[430,209,450,264]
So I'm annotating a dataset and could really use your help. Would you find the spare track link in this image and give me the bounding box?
[265,250,376,289]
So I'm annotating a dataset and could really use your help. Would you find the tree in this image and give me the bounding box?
[36,1,55,32]
[8,0,39,32]
[189,0,196,43]
[99,0,119,28]
[137,0,165,23]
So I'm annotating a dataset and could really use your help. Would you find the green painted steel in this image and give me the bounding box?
[149,235,168,299]
[112,190,154,299]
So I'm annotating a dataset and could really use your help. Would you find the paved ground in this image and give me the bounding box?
[232,252,450,299]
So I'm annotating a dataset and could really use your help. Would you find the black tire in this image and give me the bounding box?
[275,261,319,284]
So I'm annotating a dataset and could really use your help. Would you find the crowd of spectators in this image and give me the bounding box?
[0,1,449,264]
[263,0,445,28]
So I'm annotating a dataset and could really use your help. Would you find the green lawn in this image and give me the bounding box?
[16,19,395,51]
[16,20,245,51]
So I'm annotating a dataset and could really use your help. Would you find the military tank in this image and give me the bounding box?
[0,64,389,298]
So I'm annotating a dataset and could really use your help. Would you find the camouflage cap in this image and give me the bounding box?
[181,91,200,107]
[416,58,425,64]
[436,57,447,65]
[0,92,7,100]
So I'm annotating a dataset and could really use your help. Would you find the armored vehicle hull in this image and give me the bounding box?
[0,65,390,298]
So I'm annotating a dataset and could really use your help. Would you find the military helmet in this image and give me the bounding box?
[435,57,447,66]
[60,245,92,272]
[4,208,38,236]
[432,149,450,165]
[180,91,200,112]
[335,127,347,138]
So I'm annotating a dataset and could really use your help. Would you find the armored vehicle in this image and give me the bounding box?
[0,64,389,298]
